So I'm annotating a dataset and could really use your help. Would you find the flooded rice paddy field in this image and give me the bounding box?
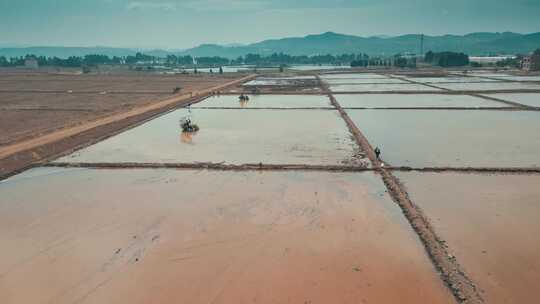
[57,108,366,166]
[290,65,351,71]
[323,78,410,85]
[433,82,540,91]
[395,172,540,304]
[335,93,507,108]
[330,83,442,92]
[484,75,540,82]
[396,76,502,83]
[193,94,333,108]
[3,70,540,304]
[0,168,454,304]
[320,73,389,79]
[481,93,540,107]
[347,109,540,167]
[243,76,318,87]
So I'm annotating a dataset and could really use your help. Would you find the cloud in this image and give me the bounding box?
[126,1,177,11]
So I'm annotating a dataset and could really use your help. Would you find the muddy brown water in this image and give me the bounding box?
[0,168,455,304]
[395,172,540,304]
[193,94,333,108]
[347,109,540,167]
[482,93,540,107]
[335,94,507,108]
[330,83,441,92]
[57,109,365,166]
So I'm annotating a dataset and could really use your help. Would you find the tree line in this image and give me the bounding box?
[2,50,501,69]
[0,52,380,67]
[424,51,469,67]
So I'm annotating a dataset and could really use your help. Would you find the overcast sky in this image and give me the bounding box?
[1,0,539,49]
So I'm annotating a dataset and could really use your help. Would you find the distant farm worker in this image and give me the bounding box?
[374,147,381,160]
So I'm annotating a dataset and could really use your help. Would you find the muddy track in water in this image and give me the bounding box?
[317,75,484,304]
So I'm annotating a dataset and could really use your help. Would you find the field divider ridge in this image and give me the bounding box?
[320,74,484,304]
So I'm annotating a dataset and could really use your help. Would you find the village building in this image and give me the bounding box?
[24,57,39,69]
[522,53,540,71]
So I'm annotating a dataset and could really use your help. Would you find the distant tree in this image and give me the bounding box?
[0,56,8,66]
[196,56,229,65]
[534,48,540,56]
[425,51,434,63]
[245,53,261,64]
[194,67,198,74]
[394,56,408,68]
[425,51,469,67]
[495,55,522,68]
[166,55,178,66]
[177,55,194,65]
[350,60,363,67]
[471,62,482,68]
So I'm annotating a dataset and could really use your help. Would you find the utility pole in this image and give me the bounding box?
[420,34,424,57]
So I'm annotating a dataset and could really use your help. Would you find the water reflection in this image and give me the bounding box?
[180,131,196,144]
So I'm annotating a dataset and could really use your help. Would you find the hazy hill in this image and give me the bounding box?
[1,32,539,58]
[179,32,540,57]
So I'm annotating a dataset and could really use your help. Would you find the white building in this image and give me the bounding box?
[24,58,39,69]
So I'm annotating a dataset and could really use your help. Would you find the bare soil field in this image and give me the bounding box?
[395,172,540,304]
[0,109,100,145]
[0,69,244,93]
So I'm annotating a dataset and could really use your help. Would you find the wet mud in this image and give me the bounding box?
[0,168,454,304]
[396,172,540,304]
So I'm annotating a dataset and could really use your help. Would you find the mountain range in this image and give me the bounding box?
[1,32,539,59]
